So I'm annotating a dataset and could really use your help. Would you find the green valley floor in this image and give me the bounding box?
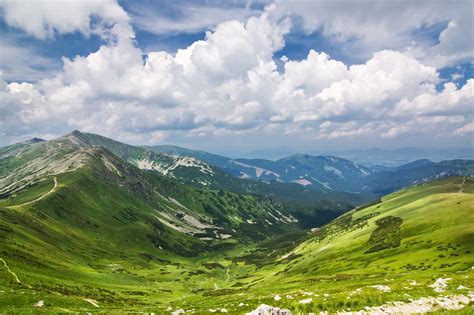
[0,177,473,314]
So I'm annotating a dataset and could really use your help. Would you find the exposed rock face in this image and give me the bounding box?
[246,304,291,315]
[338,293,474,314]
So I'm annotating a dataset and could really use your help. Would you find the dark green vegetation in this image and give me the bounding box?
[365,216,403,253]
[0,132,473,313]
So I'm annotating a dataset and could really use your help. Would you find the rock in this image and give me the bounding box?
[34,300,44,307]
[299,298,313,304]
[429,278,451,293]
[370,285,391,292]
[274,294,281,301]
[246,304,292,315]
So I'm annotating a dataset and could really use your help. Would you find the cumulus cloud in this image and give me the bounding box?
[0,1,472,150]
[273,0,473,68]
[454,122,474,136]
[0,0,133,41]
[393,79,474,116]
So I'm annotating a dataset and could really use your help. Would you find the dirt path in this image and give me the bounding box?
[0,257,21,284]
[458,176,466,193]
[10,177,57,208]
[83,298,99,308]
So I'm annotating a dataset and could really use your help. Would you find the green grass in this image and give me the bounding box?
[0,170,473,313]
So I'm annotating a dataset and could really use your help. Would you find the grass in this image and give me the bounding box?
[0,165,473,313]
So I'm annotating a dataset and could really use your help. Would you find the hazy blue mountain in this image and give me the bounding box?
[148,144,474,196]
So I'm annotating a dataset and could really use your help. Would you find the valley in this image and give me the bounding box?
[0,132,473,314]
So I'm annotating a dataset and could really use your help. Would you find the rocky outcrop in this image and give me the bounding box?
[246,304,291,315]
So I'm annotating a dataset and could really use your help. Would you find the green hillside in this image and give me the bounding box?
[205,176,474,313]
[0,131,368,227]
[0,173,472,313]
[0,144,301,311]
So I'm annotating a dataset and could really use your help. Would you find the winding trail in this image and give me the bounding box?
[9,177,57,208]
[458,176,466,193]
[0,257,21,284]
[83,298,99,308]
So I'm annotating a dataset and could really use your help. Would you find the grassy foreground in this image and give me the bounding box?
[0,176,473,314]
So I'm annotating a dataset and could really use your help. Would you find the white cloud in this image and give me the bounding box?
[393,79,474,116]
[453,122,474,136]
[317,50,438,109]
[0,0,133,41]
[273,0,473,68]
[277,50,348,97]
[0,1,472,150]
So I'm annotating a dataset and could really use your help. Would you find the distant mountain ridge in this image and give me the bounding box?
[147,144,474,195]
[2,131,472,218]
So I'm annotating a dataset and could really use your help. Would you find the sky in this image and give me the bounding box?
[0,0,473,157]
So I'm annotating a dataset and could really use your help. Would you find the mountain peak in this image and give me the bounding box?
[70,129,83,136]
[59,130,91,147]
[30,137,45,143]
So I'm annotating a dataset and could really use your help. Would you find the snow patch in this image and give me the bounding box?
[292,178,312,186]
[231,160,280,178]
[135,156,214,177]
[324,165,344,178]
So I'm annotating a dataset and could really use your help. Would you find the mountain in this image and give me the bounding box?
[1,164,472,313]
[35,131,370,224]
[231,176,474,313]
[334,147,474,167]
[366,159,474,195]
[148,145,374,191]
[0,134,299,242]
[147,144,474,195]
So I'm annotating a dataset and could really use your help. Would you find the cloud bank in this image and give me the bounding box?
[0,0,472,151]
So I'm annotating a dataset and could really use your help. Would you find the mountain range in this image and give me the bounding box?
[147,141,473,195]
[0,131,473,313]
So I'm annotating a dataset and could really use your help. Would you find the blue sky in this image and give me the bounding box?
[0,0,473,157]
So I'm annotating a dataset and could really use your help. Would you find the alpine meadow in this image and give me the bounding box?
[0,0,473,314]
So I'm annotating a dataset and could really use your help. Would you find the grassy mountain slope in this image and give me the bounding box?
[1,176,472,313]
[0,144,304,312]
[78,131,369,200]
[204,176,473,313]
[3,131,366,224]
